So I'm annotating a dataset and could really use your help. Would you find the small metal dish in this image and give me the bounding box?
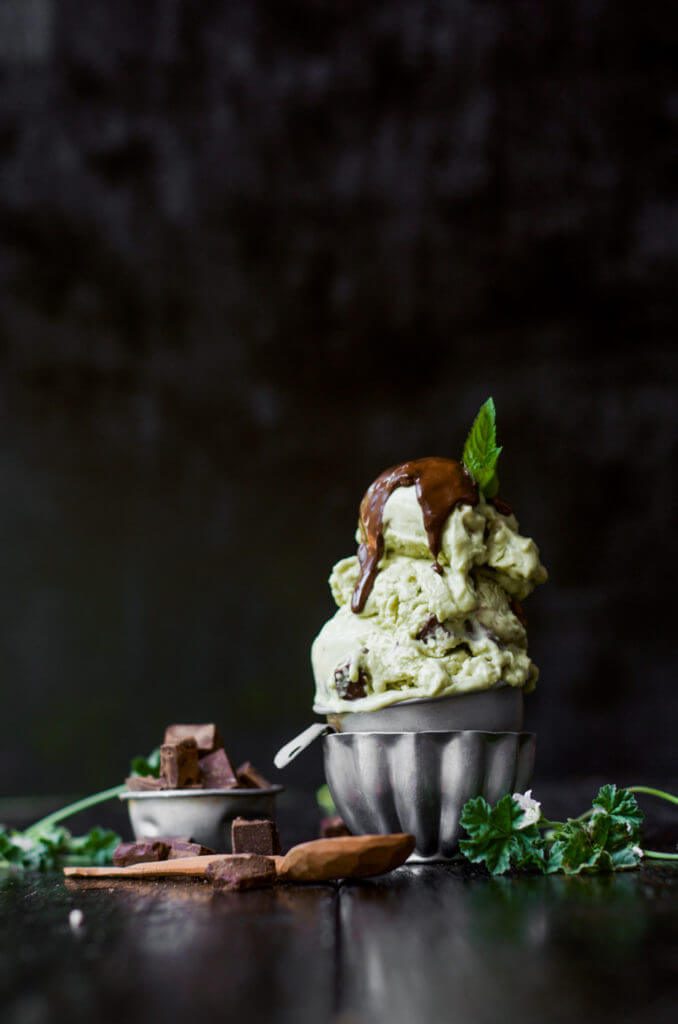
[120,787,284,852]
[323,730,535,862]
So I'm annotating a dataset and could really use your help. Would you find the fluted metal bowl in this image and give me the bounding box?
[323,731,535,862]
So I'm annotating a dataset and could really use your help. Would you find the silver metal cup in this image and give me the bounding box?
[323,686,524,734]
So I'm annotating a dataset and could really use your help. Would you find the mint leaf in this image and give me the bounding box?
[592,785,643,838]
[462,398,502,497]
[545,787,644,875]
[0,824,121,872]
[460,794,545,875]
[130,747,161,778]
[65,827,120,865]
[546,821,613,875]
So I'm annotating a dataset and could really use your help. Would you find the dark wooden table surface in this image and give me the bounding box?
[2,786,678,1024]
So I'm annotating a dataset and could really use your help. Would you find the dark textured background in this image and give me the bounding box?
[0,1,677,798]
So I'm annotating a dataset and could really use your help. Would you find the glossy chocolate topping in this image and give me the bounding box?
[351,457,478,613]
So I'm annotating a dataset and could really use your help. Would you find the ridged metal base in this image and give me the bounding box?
[323,731,535,861]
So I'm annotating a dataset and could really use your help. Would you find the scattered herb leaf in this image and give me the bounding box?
[0,825,120,872]
[129,747,161,778]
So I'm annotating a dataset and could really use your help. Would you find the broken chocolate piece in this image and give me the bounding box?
[511,598,528,628]
[334,662,368,701]
[236,761,272,789]
[206,854,277,891]
[163,723,223,755]
[167,841,215,859]
[199,748,239,789]
[416,615,451,643]
[491,496,513,517]
[232,817,281,856]
[113,840,169,866]
[160,738,200,788]
[125,775,169,792]
[320,815,351,839]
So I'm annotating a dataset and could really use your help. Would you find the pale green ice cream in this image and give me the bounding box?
[312,484,547,713]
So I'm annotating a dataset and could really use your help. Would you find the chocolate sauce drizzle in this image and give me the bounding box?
[351,457,479,613]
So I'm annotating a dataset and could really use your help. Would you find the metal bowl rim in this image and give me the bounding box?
[312,683,517,715]
[323,729,535,740]
[119,785,284,801]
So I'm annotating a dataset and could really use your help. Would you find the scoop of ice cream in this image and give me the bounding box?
[312,459,547,713]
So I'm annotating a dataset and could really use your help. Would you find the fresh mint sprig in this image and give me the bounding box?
[460,793,546,874]
[0,745,161,872]
[459,784,678,875]
[462,397,502,498]
[0,824,120,872]
[129,747,161,778]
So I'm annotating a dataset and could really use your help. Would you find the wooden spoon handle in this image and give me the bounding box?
[64,854,242,879]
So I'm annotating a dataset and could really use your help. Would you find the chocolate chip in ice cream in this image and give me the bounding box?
[511,599,528,627]
[334,662,368,701]
[416,615,451,644]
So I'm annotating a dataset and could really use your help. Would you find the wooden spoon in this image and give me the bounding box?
[63,833,415,883]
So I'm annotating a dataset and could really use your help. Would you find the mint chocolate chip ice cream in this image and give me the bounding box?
[312,455,547,714]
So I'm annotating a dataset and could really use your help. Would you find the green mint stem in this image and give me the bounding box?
[642,850,678,861]
[566,784,678,827]
[538,818,563,830]
[627,786,678,806]
[24,784,126,839]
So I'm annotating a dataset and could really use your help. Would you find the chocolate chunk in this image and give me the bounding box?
[207,854,277,891]
[232,817,281,856]
[511,599,528,628]
[236,761,272,789]
[113,840,169,866]
[320,815,351,839]
[334,662,368,701]
[199,748,239,789]
[483,626,505,650]
[416,615,451,643]
[160,738,201,788]
[125,775,169,791]
[167,841,215,859]
[491,497,513,517]
[163,723,223,755]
